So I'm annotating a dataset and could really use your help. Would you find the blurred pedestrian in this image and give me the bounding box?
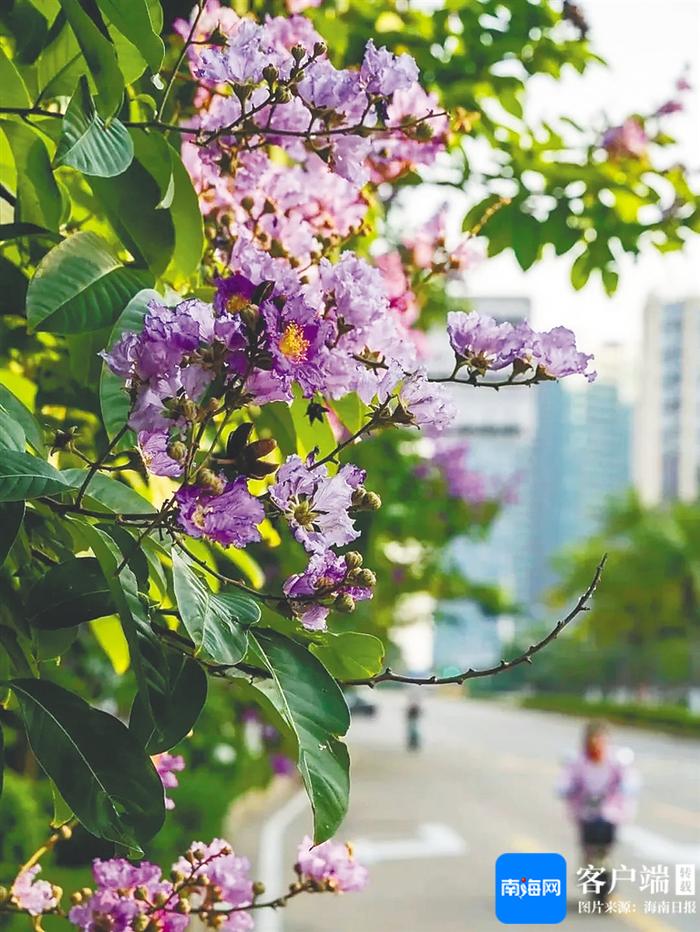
[406,700,422,751]
[558,720,638,902]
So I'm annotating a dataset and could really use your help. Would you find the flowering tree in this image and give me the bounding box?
[0,0,694,927]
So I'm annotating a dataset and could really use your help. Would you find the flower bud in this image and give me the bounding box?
[364,491,382,511]
[81,888,93,900]
[344,551,363,570]
[291,44,305,62]
[334,593,356,614]
[167,441,188,462]
[262,64,278,84]
[175,900,191,915]
[180,399,198,422]
[170,870,185,884]
[313,41,327,57]
[196,469,226,495]
[241,196,255,212]
[133,915,150,932]
[240,304,260,331]
[134,886,150,901]
[0,886,9,904]
[414,121,434,141]
[351,487,366,507]
[153,891,169,907]
[355,568,377,588]
[276,85,292,103]
[252,881,266,897]
[247,438,277,459]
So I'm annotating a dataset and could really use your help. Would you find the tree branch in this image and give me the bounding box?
[343,556,607,687]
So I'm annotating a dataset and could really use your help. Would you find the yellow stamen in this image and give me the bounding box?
[279,322,310,363]
[226,294,250,313]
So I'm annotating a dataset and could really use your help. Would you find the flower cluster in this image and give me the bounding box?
[415,439,490,506]
[283,549,375,630]
[446,311,596,382]
[153,752,185,810]
[296,835,369,893]
[17,834,366,930]
[602,72,691,159]
[10,866,59,917]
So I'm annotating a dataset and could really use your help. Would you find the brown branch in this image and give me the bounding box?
[343,556,607,687]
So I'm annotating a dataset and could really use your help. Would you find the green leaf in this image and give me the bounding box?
[55,76,133,177]
[601,266,619,296]
[96,0,164,73]
[99,288,159,439]
[50,780,74,828]
[164,142,205,280]
[0,502,25,565]
[0,450,72,501]
[0,409,26,452]
[60,470,156,514]
[0,724,4,797]
[248,629,350,843]
[58,0,124,118]
[0,384,46,455]
[330,393,366,434]
[89,132,176,277]
[0,46,32,107]
[26,556,114,629]
[310,632,385,680]
[0,222,62,244]
[0,121,63,231]
[36,15,86,101]
[130,651,208,754]
[172,550,259,665]
[10,678,165,853]
[570,248,592,291]
[290,387,336,460]
[512,211,541,271]
[77,524,155,720]
[26,231,152,334]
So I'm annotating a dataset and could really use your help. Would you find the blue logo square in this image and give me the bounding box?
[495,853,567,924]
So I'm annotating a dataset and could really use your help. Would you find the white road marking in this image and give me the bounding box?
[353,822,467,865]
[620,825,700,866]
[255,789,308,932]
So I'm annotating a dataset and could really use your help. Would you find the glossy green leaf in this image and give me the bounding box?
[99,288,159,439]
[26,556,114,629]
[36,15,87,101]
[172,551,259,665]
[0,121,62,231]
[60,470,156,515]
[58,0,124,118]
[0,450,72,501]
[55,76,133,177]
[89,133,176,277]
[10,678,165,853]
[26,231,152,334]
[310,632,385,680]
[164,142,205,279]
[0,222,62,244]
[0,409,26,452]
[0,46,32,107]
[96,0,164,73]
[512,211,541,271]
[0,502,25,565]
[0,384,46,455]
[130,651,208,754]
[248,629,350,843]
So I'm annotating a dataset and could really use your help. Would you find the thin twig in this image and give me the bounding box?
[343,556,607,687]
[157,0,206,122]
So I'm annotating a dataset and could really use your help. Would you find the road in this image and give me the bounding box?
[235,694,700,932]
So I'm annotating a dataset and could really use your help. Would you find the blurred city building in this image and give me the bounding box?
[528,356,633,602]
[428,296,536,673]
[634,296,700,504]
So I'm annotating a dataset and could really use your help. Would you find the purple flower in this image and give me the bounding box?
[153,752,185,810]
[196,19,270,86]
[320,253,388,336]
[360,40,418,96]
[214,273,258,315]
[296,835,368,893]
[262,294,333,397]
[138,430,184,478]
[283,550,372,630]
[69,890,141,932]
[271,752,296,776]
[176,478,264,547]
[11,866,58,917]
[531,326,596,382]
[269,455,360,552]
[381,368,455,431]
[447,311,526,371]
[601,117,648,159]
[172,840,254,932]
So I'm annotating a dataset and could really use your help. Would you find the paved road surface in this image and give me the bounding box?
[236,694,700,932]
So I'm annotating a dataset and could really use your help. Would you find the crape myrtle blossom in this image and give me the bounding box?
[11,866,59,917]
[283,550,374,630]
[296,836,369,893]
[601,117,648,160]
[269,455,363,553]
[176,478,264,547]
[446,311,596,382]
[153,752,186,810]
[172,839,254,932]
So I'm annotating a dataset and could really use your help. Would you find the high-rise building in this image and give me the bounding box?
[528,370,632,603]
[634,297,700,504]
[429,296,536,671]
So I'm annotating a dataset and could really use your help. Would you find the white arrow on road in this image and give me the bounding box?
[352,822,468,865]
